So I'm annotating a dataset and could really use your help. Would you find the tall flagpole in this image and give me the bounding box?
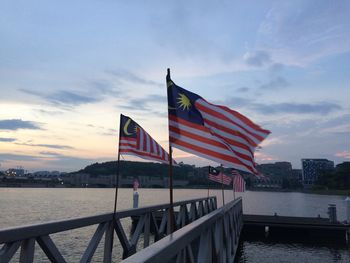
[167,68,175,233]
[220,164,225,206]
[113,114,123,215]
[233,172,236,200]
[207,166,210,198]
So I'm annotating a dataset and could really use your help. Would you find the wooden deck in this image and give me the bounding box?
[243,214,350,242]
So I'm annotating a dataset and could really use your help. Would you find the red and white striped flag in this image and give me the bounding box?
[119,114,175,165]
[167,74,270,175]
[208,166,232,185]
[232,169,245,192]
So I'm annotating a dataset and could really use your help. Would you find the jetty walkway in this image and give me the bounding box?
[1,196,348,262]
[0,196,244,262]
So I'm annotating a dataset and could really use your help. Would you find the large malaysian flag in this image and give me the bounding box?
[119,114,174,165]
[167,73,270,174]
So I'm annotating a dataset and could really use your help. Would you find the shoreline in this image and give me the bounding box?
[0,184,349,196]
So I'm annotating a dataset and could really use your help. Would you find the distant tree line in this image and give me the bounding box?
[72,161,239,189]
[316,162,350,190]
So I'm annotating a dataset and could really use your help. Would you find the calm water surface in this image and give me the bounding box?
[0,188,349,262]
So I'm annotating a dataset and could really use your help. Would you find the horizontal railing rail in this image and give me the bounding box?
[123,197,243,263]
[0,196,217,263]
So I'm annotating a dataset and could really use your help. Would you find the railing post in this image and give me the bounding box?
[144,213,151,248]
[103,221,114,263]
[19,238,35,263]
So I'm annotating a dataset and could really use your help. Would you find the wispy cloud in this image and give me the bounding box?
[236,87,250,93]
[0,137,16,142]
[0,153,42,162]
[0,119,42,130]
[36,109,64,115]
[259,76,289,90]
[253,101,341,115]
[223,97,341,115]
[107,69,163,87]
[19,89,100,107]
[243,50,271,67]
[257,1,350,65]
[119,94,166,111]
[335,151,350,159]
[15,142,74,150]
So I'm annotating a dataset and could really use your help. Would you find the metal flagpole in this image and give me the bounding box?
[207,166,210,198]
[220,164,225,206]
[109,114,123,258]
[167,68,175,233]
[113,114,123,215]
[233,173,236,200]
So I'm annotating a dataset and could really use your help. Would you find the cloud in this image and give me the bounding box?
[36,109,64,115]
[15,142,74,150]
[107,69,163,87]
[19,89,102,107]
[0,119,42,130]
[0,153,42,162]
[223,97,252,108]
[259,77,289,90]
[335,151,350,159]
[48,91,99,105]
[39,151,64,156]
[119,94,166,111]
[243,50,271,67]
[236,87,250,93]
[257,1,350,65]
[253,101,341,115]
[0,138,16,142]
[0,152,107,172]
[255,152,278,162]
[222,97,342,116]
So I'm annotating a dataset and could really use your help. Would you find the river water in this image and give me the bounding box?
[0,188,349,262]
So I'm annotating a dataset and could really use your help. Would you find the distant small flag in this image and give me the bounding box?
[119,114,176,165]
[133,178,139,191]
[232,169,245,192]
[208,166,232,185]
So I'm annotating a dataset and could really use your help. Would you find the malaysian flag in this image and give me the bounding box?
[167,73,270,174]
[232,169,245,192]
[119,114,174,165]
[208,166,232,185]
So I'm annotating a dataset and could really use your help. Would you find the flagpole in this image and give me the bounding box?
[220,164,225,206]
[167,68,175,233]
[233,173,236,200]
[207,166,210,198]
[109,114,123,258]
[113,114,123,215]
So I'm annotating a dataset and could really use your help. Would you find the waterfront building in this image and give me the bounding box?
[301,159,334,186]
[256,162,292,180]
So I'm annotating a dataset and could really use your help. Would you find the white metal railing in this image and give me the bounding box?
[0,196,217,263]
[123,197,243,263]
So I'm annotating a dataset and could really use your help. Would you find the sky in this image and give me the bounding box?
[0,0,350,172]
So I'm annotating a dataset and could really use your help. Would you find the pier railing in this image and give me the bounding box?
[123,197,243,263]
[0,196,217,263]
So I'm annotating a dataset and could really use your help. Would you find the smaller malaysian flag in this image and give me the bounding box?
[208,166,232,185]
[119,114,175,165]
[232,169,245,192]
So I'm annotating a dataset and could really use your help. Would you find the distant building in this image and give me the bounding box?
[256,162,293,180]
[301,159,334,186]
[292,169,302,181]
